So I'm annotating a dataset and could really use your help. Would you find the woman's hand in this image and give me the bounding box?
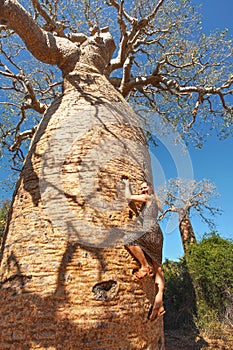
[122,178,129,186]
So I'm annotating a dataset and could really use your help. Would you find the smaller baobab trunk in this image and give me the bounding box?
[179,210,196,253]
[0,2,165,349]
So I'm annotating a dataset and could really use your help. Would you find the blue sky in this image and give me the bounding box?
[0,1,232,261]
[161,0,233,261]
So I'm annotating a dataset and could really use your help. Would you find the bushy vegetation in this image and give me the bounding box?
[186,232,233,336]
[163,257,197,330]
[163,232,233,339]
[0,199,10,241]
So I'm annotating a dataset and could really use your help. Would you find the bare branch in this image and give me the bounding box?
[19,74,47,113]
[31,0,65,36]
[119,55,134,96]
[107,0,166,75]
[0,101,19,109]
[145,0,166,22]
[0,0,79,67]
[158,179,221,228]
[158,206,177,221]
[120,69,233,121]
[187,93,204,128]
[221,75,233,89]
[106,1,130,73]
[108,0,155,65]
[10,127,37,152]
[40,80,62,97]
[105,0,136,23]
[117,0,127,34]
[0,64,46,114]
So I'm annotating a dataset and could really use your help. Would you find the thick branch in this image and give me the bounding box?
[10,127,37,152]
[67,32,88,44]
[120,71,233,118]
[0,0,79,68]
[159,206,177,220]
[119,56,134,96]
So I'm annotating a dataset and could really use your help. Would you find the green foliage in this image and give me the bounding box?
[185,232,233,336]
[186,232,233,314]
[0,199,10,237]
[163,258,197,330]
[164,232,233,337]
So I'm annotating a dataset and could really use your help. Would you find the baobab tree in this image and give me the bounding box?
[159,178,221,253]
[0,0,232,349]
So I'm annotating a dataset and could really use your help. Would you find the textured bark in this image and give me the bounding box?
[0,2,165,348]
[0,72,165,349]
[179,212,196,253]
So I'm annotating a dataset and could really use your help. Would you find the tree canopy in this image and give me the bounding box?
[158,178,221,227]
[0,0,233,177]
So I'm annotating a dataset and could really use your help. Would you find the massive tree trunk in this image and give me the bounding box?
[0,3,165,348]
[179,211,196,253]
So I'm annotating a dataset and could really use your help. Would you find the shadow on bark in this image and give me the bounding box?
[0,288,124,349]
[0,79,163,347]
[0,95,63,266]
[0,234,162,349]
[0,241,131,348]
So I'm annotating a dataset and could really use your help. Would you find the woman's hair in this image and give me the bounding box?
[141,180,154,193]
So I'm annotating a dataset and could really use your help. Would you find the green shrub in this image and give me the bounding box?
[163,258,197,330]
[186,232,233,335]
[163,232,233,337]
[0,199,10,238]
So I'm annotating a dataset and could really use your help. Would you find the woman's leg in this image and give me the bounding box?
[126,245,153,278]
[149,261,165,320]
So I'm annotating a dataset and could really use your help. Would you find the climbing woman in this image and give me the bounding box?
[122,178,165,321]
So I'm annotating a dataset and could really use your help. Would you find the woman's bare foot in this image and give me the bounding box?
[149,305,165,321]
[149,291,165,320]
[134,265,154,279]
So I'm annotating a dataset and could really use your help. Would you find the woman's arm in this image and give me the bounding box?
[129,194,148,202]
[122,179,147,202]
[122,178,131,200]
[154,192,163,212]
